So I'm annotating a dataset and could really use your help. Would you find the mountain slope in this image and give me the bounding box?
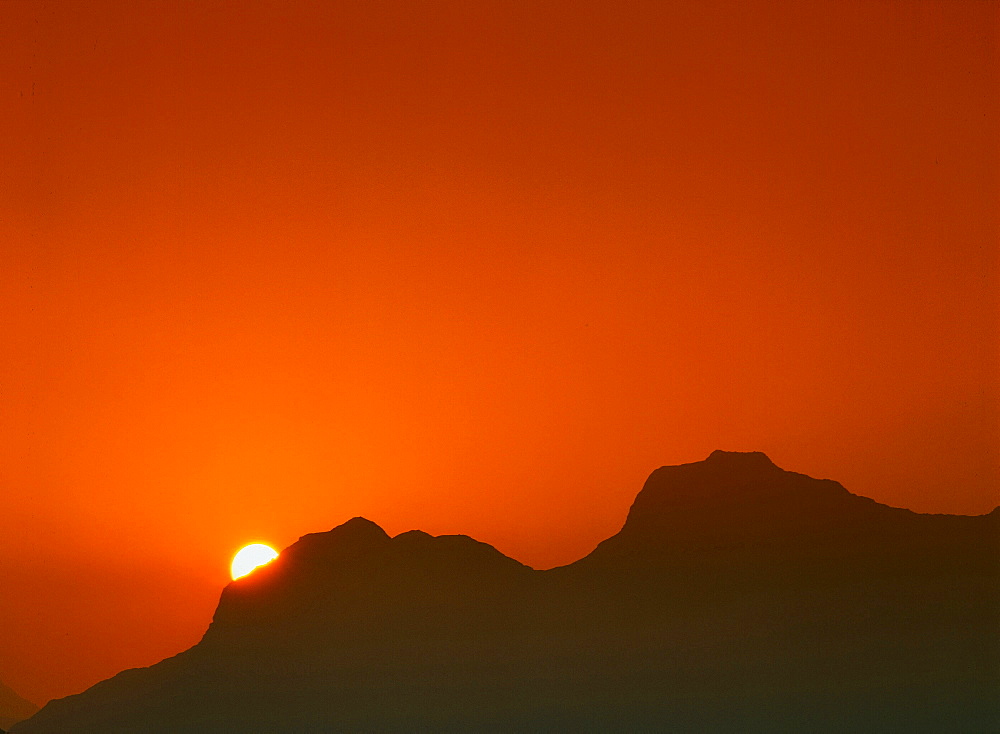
[577,450,997,579]
[14,451,999,733]
[0,681,37,731]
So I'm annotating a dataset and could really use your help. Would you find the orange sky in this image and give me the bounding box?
[2,0,997,705]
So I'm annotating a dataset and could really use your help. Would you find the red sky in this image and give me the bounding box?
[2,0,997,705]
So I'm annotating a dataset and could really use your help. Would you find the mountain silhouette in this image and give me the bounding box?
[13,451,999,732]
[0,681,37,731]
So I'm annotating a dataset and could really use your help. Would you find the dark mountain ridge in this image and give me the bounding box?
[14,451,999,732]
[579,450,996,579]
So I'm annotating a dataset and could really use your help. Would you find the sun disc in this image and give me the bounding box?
[231,543,279,580]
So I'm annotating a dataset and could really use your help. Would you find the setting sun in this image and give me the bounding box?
[230,544,279,580]
[1,0,995,727]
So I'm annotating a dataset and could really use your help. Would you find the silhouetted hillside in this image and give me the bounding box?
[13,452,999,733]
[0,681,37,731]
[577,450,997,581]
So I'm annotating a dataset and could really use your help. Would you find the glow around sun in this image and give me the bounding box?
[231,543,279,580]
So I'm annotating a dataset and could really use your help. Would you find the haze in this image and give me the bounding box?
[2,0,996,706]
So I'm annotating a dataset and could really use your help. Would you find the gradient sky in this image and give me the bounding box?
[2,0,997,705]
